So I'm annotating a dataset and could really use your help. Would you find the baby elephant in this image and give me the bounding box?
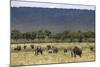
[89,46,95,52]
[64,48,68,53]
[48,46,58,54]
[71,46,82,58]
[14,46,21,51]
[23,45,27,49]
[30,45,34,49]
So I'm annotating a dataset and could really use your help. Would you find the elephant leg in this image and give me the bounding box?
[41,51,42,54]
[74,54,76,57]
[35,50,37,55]
[79,54,82,57]
[71,51,73,57]
[37,51,39,55]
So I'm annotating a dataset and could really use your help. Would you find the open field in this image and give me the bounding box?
[11,43,95,66]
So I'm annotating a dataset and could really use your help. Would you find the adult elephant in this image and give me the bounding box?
[71,46,82,58]
[34,46,43,55]
[52,47,58,53]
[46,45,52,50]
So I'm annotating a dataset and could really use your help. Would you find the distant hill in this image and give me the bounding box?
[11,7,95,33]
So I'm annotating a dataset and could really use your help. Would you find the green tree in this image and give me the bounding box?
[22,32,31,41]
[36,30,45,39]
[77,31,83,42]
[61,31,70,40]
[44,30,51,38]
[11,30,22,41]
[67,32,75,42]
[83,31,95,38]
[31,32,37,40]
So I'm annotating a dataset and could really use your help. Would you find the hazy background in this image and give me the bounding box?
[11,7,95,33]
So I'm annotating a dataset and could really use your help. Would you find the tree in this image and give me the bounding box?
[22,32,31,41]
[77,31,83,42]
[83,31,95,42]
[55,33,62,40]
[31,32,37,40]
[44,30,51,38]
[83,31,95,38]
[61,31,70,40]
[67,32,75,42]
[36,30,45,39]
[11,30,22,41]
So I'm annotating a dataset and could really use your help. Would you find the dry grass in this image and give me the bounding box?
[11,43,95,66]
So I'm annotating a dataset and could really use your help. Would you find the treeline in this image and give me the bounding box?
[11,29,95,43]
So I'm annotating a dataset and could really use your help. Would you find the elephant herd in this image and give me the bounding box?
[13,44,95,58]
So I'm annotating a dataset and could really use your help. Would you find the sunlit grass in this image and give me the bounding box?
[11,43,95,66]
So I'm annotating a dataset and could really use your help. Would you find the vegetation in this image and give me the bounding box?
[11,29,95,66]
[11,43,95,66]
[11,29,95,43]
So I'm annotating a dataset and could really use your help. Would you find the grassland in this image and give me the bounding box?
[11,42,95,66]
